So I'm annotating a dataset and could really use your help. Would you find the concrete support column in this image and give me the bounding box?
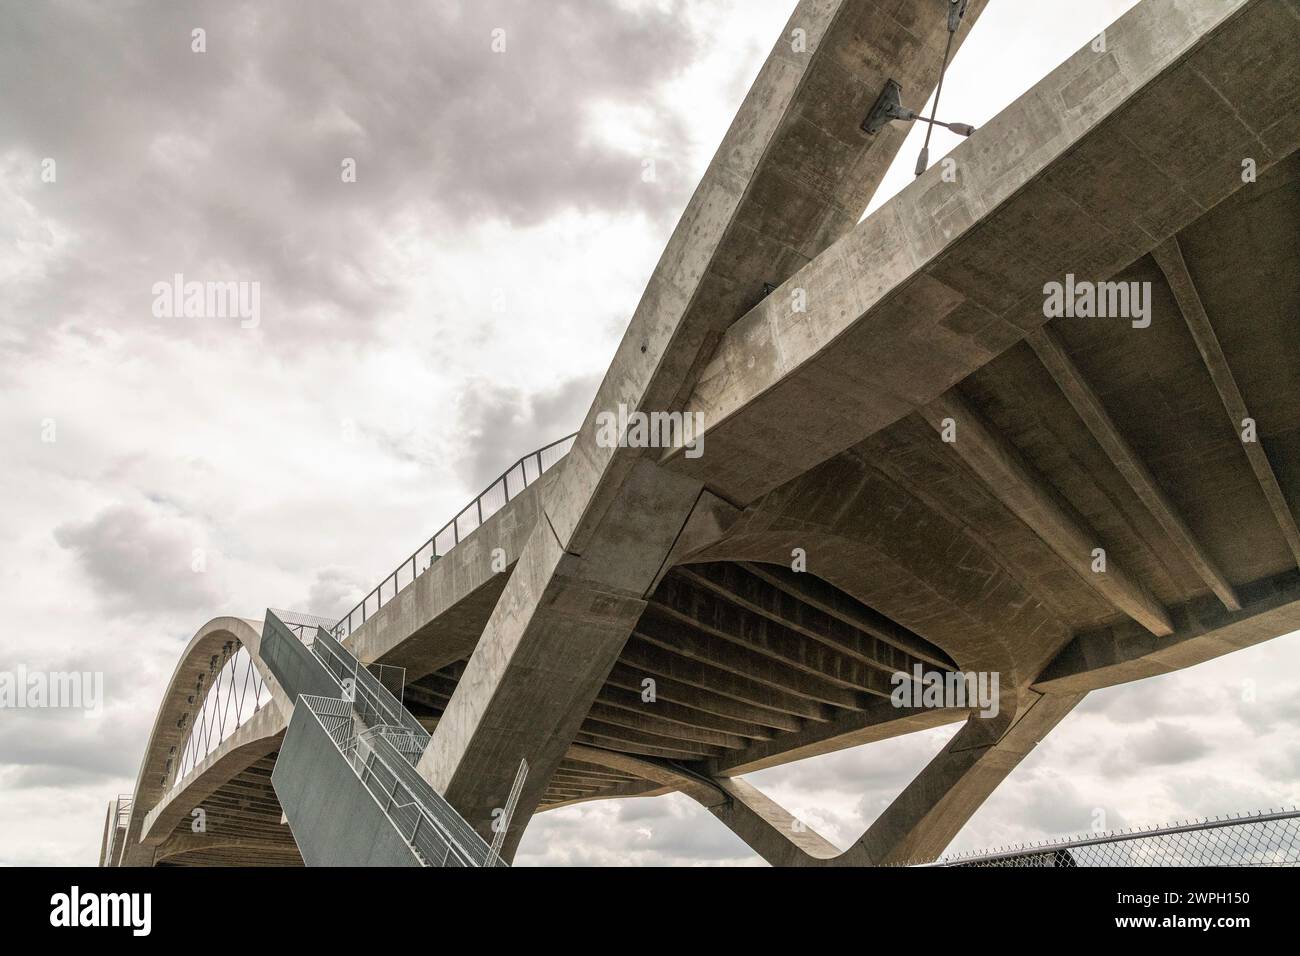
[695,692,1084,866]
[707,777,842,866]
[842,693,1083,865]
[418,460,706,859]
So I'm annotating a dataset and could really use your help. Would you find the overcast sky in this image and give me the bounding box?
[2,0,1296,867]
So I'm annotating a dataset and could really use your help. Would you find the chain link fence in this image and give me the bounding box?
[920,808,1300,867]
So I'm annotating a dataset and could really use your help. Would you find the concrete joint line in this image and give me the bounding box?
[642,486,709,601]
[664,759,731,807]
[541,502,574,556]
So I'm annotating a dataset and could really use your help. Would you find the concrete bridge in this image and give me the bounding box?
[102,0,1300,867]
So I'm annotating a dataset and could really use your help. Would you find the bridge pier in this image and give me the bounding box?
[701,692,1084,866]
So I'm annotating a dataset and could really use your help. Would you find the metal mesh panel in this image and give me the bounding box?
[295,695,497,867]
[921,809,1300,867]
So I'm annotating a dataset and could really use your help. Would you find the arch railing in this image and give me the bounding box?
[331,431,577,641]
[169,641,272,788]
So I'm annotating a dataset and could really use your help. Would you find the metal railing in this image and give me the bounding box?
[103,794,133,867]
[921,808,1300,867]
[486,758,529,867]
[299,695,500,867]
[306,626,427,748]
[332,432,577,641]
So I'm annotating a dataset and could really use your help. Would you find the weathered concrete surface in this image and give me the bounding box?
[117,616,290,866]
[114,0,1300,868]
[345,473,553,680]
[1035,570,1300,695]
[707,776,843,865]
[550,0,992,554]
[420,0,994,859]
[139,704,285,846]
[667,0,1298,506]
[703,692,1082,866]
[417,460,702,856]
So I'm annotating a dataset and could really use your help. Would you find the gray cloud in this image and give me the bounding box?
[517,794,756,866]
[454,372,599,489]
[301,566,369,620]
[0,709,146,787]
[1125,722,1212,767]
[0,0,696,356]
[53,504,223,615]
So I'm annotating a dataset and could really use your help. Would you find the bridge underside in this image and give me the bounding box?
[398,147,1300,859]
[154,754,302,867]
[111,0,1300,868]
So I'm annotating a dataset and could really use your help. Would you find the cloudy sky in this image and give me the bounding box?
[2,0,1296,867]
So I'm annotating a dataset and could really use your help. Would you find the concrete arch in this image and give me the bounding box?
[116,615,291,866]
[140,704,286,845]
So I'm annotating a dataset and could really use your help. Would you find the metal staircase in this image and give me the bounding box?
[259,610,502,867]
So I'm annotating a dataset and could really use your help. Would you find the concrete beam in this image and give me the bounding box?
[668,0,1297,506]
[551,0,991,556]
[739,561,953,668]
[1152,235,1300,568]
[418,457,707,854]
[711,698,965,777]
[604,661,804,733]
[706,777,843,865]
[1035,569,1300,695]
[698,693,1082,865]
[566,744,728,808]
[921,389,1174,636]
[650,574,904,698]
[843,694,1083,864]
[118,616,289,866]
[676,562,937,676]
[579,717,731,758]
[1027,324,1242,610]
[620,636,834,722]
[635,611,870,710]
[418,0,998,858]
[594,684,774,741]
[345,473,551,680]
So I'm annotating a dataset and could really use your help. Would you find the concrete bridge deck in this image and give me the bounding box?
[105,0,1300,867]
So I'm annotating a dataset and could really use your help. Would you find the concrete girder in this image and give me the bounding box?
[1025,324,1243,610]
[666,0,1298,509]
[651,570,926,698]
[116,615,290,866]
[344,472,553,680]
[603,661,806,733]
[623,632,840,719]
[139,705,285,847]
[738,561,954,669]
[919,389,1175,636]
[635,608,874,709]
[419,0,1000,857]
[1034,569,1300,695]
[550,0,992,556]
[594,683,776,741]
[1152,235,1300,568]
[675,561,942,676]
